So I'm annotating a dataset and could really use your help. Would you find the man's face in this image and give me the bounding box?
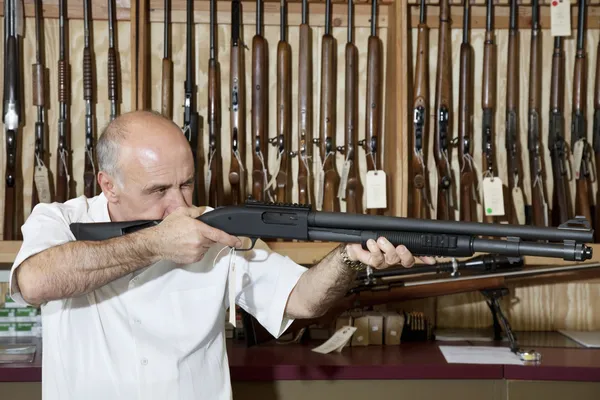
[101,122,196,221]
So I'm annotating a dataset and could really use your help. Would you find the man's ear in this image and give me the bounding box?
[98,171,120,203]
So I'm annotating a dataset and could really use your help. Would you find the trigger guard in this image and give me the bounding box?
[235,237,257,252]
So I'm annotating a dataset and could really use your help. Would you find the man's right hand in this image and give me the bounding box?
[147,207,242,265]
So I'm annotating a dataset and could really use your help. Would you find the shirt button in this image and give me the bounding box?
[141,358,148,366]
[133,318,141,324]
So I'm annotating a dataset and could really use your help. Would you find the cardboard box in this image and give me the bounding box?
[351,316,370,346]
[367,313,384,345]
[383,312,405,345]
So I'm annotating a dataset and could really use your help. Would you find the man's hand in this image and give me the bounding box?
[147,206,242,264]
[344,238,435,270]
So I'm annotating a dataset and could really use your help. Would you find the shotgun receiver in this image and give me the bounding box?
[229,0,246,205]
[56,0,71,203]
[69,199,593,262]
[3,0,23,240]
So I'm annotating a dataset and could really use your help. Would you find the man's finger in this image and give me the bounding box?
[378,238,401,266]
[419,256,436,265]
[397,245,415,268]
[176,206,202,219]
[363,239,385,268]
[202,225,242,248]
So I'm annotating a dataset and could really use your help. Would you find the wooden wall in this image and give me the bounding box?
[403,0,600,331]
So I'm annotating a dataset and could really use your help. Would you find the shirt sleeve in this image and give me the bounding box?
[232,239,308,338]
[10,203,75,307]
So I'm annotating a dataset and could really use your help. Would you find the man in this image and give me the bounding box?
[10,111,432,399]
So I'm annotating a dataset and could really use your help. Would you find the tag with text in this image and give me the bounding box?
[572,139,585,179]
[551,0,571,36]
[482,177,505,216]
[34,166,52,203]
[338,160,352,199]
[312,326,357,354]
[366,170,387,209]
[511,187,526,225]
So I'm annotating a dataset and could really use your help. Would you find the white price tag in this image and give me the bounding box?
[543,202,549,227]
[34,165,52,203]
[511,187,526,225]
[551,0,571,37]
[338,160,352,199]
[366,170,387,209]
[573,139,585,179]
[316,169,325,211]
[312,326,357,354]
[482,177,505,216]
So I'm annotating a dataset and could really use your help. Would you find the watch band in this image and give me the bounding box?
[340,245,367,272]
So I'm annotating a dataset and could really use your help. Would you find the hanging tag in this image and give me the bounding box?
[311,326,357,354]
[205,170,212,200]
[34,165,52,203]
[338,160,352,199]
[228,249,237,326]
[551,0,571,37]
[572,139,585,179]
[316,169,325,211]
[366,170,387,209]
[482,177,505,216]
[511,187,526,225]
[543,201,549,227]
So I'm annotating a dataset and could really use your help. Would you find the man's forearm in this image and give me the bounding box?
[14,230,160,306]
[285,245,357,319]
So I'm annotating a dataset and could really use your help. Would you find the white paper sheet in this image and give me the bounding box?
[438,345,525,365]
[559,330,600,348]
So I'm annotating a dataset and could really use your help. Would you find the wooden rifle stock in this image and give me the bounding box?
[548,37,572,226]
[341,0,362,214]
[297,0,313,206]
[161,0,172,119]
[505,0,523,225]
[481,0,496,225]
[362,0,383,216]
[229,0,246,205]
[528,0,547,227]
[207,0,224,207]
[319,0,339,212]
[56,0,70,203]
[433,0,453,221]
[410,0,429,220]
[458,1,475,223]
[572,0,592,224]
[273,0,292,203]
[594,41,600,240]
[251,0,269,202]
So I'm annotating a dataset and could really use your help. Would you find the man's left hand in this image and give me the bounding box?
[345,238,436,270]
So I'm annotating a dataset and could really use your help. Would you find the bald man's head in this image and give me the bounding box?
[96,110,190,186]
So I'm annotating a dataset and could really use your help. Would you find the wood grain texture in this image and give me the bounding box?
[147,1,388,209]
[0,16,133,234]
[409,3,600,331]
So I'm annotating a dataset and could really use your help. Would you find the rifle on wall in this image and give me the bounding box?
[433,0,453,221]
[83,0,97,198]
[296,0,314,206]
[594,36,600,240]
[505,0,524,226]
[207,0,224,207]
[316,0,339,212]
[458,1,475,223]
[251,0,271,202]
[3,0,23,240]
[571,0,593,225]
[528,0,548,228]
[107,0,119,121]
[56,0,71,203]
[481,0,498,224]
[410,0,430,220]
[161,0,172,119]
[360,0,384,215]
[32,0,52,209]
[269,0,293,203]
[548,37,572,226]
[183,0,202,206]
[229,0,246,205]
[338,0,362,214]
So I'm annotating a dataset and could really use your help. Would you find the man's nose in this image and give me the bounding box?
[164,189,189,214]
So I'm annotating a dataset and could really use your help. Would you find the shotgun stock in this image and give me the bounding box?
[433,0,453,221]
[338,0,362,214]
[297,0,314,206]
[251,0,270,202]
[528,0,548,228]
[207,0,224,207]
[361,0,384,215]
[229,0,246,205]
[458,1,475,223]
[571,0,592,224]
[317,0,340,212]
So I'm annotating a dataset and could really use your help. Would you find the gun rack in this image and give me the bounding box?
[1,0,600,333]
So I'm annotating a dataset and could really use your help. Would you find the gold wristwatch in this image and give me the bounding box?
[340,245,367,272]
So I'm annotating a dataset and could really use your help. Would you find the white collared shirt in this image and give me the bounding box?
[9,194,307,400]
